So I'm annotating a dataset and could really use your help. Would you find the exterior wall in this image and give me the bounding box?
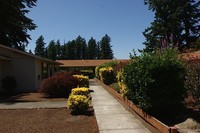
[35,59,42,91]
[0,45,61,92]
[12,57,36,92]
[0,60,12,92]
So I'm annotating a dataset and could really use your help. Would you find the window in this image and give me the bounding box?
[41,62,48,79]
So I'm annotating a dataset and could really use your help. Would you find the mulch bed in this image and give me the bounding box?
[0,108,99,133]
[0,93,99,133]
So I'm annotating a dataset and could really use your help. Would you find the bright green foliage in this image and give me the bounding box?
[123,49,186,115]
[99,67,115,85]
[73,75,89,87]
[67,94,90,113]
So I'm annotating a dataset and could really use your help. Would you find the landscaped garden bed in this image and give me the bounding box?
[94,49,200,133]
[0,108,99,133]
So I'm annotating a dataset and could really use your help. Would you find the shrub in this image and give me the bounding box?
[99,67,115,85]
[123,49,186,115]
[116,70,127,97]
[71,87,89,97]
[185,57,200,106]
[73,75,89,87]
[2,76,17,94]
[80,70,94,79]
[67,94,90,113]
[95,61,118,79]
[38,72,80,98]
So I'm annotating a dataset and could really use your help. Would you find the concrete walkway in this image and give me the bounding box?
[90,80,151,133]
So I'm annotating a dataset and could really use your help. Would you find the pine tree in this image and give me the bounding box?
[87,37,97,59]
[47,40,57,60]
[34,35,46,57]
[75,36,87,59]
[0,0,37,50]
[143,0,200,52]
[99,34,114,59]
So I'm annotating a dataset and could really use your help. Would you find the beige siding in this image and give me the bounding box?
[0,45,61,92]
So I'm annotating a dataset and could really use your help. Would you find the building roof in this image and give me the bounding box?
[57,59,130,67]
[0,44,62,65]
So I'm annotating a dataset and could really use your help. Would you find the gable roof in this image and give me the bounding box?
[56,59,130,67]
[0,44,62,65]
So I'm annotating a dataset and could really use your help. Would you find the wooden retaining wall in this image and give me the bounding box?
[95,78,178,133]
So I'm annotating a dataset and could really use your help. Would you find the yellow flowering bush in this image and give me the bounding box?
[71,87,89,97]
[116,70,128,97]
[99,67,115,85]
[67,94,90,112]
[73,75,89,87]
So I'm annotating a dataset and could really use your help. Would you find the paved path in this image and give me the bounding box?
[90,80,151,133]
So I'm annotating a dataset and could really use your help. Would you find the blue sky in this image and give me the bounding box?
[27,0,154,59]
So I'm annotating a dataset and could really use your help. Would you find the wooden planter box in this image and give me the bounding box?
[95,78,178,133]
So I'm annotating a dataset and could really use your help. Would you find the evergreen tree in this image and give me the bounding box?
[55,40,62,59]
[47,40,57,60]
[99,34,114,59]
[143,0,200,52]
[87,37,97,59]
[0,0,37,50]
[96,42,101,59]
[34,35,46,57]
[75,36,87,59]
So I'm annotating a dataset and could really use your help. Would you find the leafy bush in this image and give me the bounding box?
[2,76,17,94]
[67,94,90,113]
[185,57,200,106]
[71,87,89,97]
[99,67,115,85]
[80,70,94,79]
[123,49,186,115]
[109,83,120,93]
[95,61,118,79]
[38,72,80,98]
[73,75,89,87]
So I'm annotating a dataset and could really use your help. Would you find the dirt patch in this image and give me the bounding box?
[0,108,99,133]
[0,93,67,103]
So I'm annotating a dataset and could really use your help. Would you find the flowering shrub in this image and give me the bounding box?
[116,70,127,97]
[71,87,89,97]
[95,61,118,79]
[67,94,90,113]
[99,67,115,85]
[73,75,89,87]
